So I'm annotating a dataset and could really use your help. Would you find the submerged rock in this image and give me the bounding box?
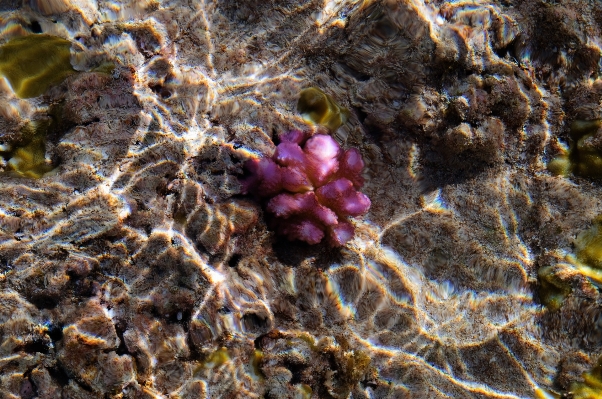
[4,0,602,398]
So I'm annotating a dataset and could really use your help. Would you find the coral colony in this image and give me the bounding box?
[240,130,370,246]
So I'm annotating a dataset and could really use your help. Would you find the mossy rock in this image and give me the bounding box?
[297,87,349,131]
[0,34,76,98]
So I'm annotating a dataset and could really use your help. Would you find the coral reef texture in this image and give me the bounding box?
[4,0,602,398]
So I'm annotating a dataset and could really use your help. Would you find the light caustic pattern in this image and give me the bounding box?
[0,0,601,398]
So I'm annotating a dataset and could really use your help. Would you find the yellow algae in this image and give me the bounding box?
[571,119,602,137]
[296,383,312,399]
[297,87,349,131]
[548,119,602,179]
[0,120,55,178]
[569,355,602,399]
[547,156,571,177]
[0,34,76,98]
[201,347,230,369]
[249,349,264,381]
[537,265,571,311]
[534,387,560,399]
[575,216,602,271]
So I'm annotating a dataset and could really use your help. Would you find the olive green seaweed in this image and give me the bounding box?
[0,119,54,178]
[548,119,602,179]
[0,34,76,99]
[567,354,602,399]
[537,265,571,311]
[297,87,349,131]
[575,216,602,270]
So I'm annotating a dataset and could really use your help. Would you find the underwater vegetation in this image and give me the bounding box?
[537,217,602,310]
[0,34,76,99]
[297,87,349,132]
[548,120,602,179]
[240,130,370,246]
[0,34,77,178]
[567,354,602,399]
[0,120,54,178]
[567,215,602,285]
[539,215,602,310]
[537,264,572,311]
[574,215,602,272]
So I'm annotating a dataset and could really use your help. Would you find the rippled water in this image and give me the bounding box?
[1,1,602,398]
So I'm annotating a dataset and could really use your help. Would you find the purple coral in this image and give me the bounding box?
[240,131,370,246]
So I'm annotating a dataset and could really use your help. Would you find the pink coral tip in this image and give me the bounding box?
[279,130,307,144]
[242,157,283,198]
[267,192,312,218]
[310,202,338,226]
[316,178,354,201]
[340,191,371,217]
[281,167,313,193]
[283,219,324,245]
[274,142,306,167]
[329,222,355,246]
[339,148,365,188]
[304,135,341,186]
[304,134,340,161]
[316,178,371,217]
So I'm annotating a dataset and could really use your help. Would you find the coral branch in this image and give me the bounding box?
[241,133,370,246]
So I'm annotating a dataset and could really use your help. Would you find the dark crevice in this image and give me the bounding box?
[353,106,367,124]
[361,118,384,143]
[29,293,60,310]
[48,364,70,387]
[168,308,192,326]
[47,324,63,342]
[285,360,308,385]
[272,235,345,270]
[272,237,324,267]
[29,20,42,33]
[114,321,129,356]
[217,306,231,315]
[227,253,242,268]
[242,312,269,333]
[14,338,50,355]
[0,256,12,273]
[493,43,510,59]
[149,83,172,99]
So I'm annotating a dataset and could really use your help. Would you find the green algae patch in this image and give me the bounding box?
[547,155,571,177]
[0,120,55,178]
[537,265,572,311]
[297,87,349,131]
[297,383,312,399]
[249,349,264,381]
[0,34,76,98]
[548,119,602,179]
[538,216,602,302]
[575,216,602,274]
[568,355,602,399]
[199,347,230,370]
